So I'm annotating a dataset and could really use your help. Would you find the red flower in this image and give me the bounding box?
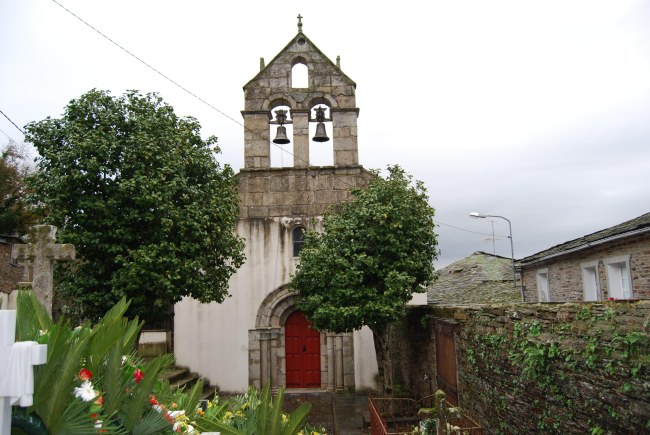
[94,395,104,406]
[78,368,92,381]
[133,368,144,384]
[149,395,159,406]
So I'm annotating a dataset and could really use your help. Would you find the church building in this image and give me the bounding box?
[174,19,378,393]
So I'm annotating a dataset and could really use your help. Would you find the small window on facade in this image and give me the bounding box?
[536,269,550,302]
[581,261,600,301]
[605,255,633,299]
[291,63,308,88]
[293,226,305,257]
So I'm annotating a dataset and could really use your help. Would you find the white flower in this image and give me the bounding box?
[167,410,185,420]
[94,420,103,429]
[153,404,163,413]
[73,380,96,402]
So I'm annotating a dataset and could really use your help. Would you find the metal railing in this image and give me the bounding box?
[369,396,482,435]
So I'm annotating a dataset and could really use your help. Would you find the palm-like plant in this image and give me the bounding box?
[14,291,317,434]
[194,384,311,435]
[15,291,175,434]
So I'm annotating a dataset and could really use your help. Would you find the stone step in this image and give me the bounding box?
[160,366,190,384]
[160,365,217,401]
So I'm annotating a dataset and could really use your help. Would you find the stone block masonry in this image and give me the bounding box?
[237,166,373,219]
[0,237,23,306]
[388,302,650,434]
[522,232,650,302]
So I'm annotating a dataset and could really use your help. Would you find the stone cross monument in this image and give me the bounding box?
[12,225,75,316]
[0,310,48,434]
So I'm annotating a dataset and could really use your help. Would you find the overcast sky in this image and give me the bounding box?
[2,0,649,268]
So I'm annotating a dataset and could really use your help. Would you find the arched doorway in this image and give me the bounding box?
[285,311,321,388]
[249,286,354,391]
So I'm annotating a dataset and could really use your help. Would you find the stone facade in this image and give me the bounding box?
[522,233,650,302]
[520,213,650,302]
[389,302,650,433]
[242,31,359,168]
[238,166,371,219]
[174,25,379,393]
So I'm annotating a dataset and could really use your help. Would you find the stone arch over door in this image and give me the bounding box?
[248,286,356,391]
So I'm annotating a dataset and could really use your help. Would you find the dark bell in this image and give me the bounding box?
[312,122,329,142]
[273,125,290,144]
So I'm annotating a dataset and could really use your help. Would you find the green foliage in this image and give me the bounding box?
[16,291,173,433]
[193,385,312,435]
[290,165,438,333]
[463,304,650,433]
[0,142,37,234]
[14,291,318,434]
[24,89,245,322]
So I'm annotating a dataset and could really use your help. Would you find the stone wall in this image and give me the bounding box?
[237,166,373,218]
[0,238,23,297]
[389,302,650,434]
[522,233,650,302]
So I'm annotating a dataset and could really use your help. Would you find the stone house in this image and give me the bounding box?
[520,212,650,302]
[174,23,379,393]
[427,251,521,305]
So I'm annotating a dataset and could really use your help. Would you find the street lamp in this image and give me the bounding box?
[470,212,522,300]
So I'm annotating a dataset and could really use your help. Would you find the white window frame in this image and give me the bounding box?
[604,255,633,299]
[580,260,601,301]
[536,268,550,302]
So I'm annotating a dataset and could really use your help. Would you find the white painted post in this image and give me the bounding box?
[0,310,47,435]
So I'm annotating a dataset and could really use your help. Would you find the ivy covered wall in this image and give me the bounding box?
[390,302,650,434]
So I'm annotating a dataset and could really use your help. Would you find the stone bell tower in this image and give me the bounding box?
[173,17,379,394]
[241,15,359,169]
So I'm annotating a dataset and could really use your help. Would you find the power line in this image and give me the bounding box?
[43,4,502,244]
[433,220,502,237]
[49,0,489,240]
[50,0,322,168]
[50,0,244,131]
[0,127,18,144]
[0,108,24,135]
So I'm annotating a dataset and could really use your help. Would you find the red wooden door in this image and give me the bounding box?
[285,311,321,388]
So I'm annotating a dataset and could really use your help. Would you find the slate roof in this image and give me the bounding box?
[427,251,520,305]
[520,212,650,266]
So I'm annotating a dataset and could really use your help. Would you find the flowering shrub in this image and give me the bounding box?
[191,384,326,435]
[15,291,322,435]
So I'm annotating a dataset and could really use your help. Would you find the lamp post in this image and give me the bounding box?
[470,212,521,298]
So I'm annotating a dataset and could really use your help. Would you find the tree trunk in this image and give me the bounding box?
[372,324,394,396]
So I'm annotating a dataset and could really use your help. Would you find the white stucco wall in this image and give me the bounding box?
[175,215,380,393]
[408,292,428,305]
[175,217,298,392]
[139,330,167,344]
[353,326,379,391]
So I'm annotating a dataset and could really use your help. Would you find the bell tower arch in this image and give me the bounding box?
[241,19,360,169]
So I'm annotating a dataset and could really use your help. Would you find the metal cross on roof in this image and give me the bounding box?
[297,14,303,33]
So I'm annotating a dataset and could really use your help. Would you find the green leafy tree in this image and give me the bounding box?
[0,142,37,234]
[290,165,438,394]
[24,89,245,323]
